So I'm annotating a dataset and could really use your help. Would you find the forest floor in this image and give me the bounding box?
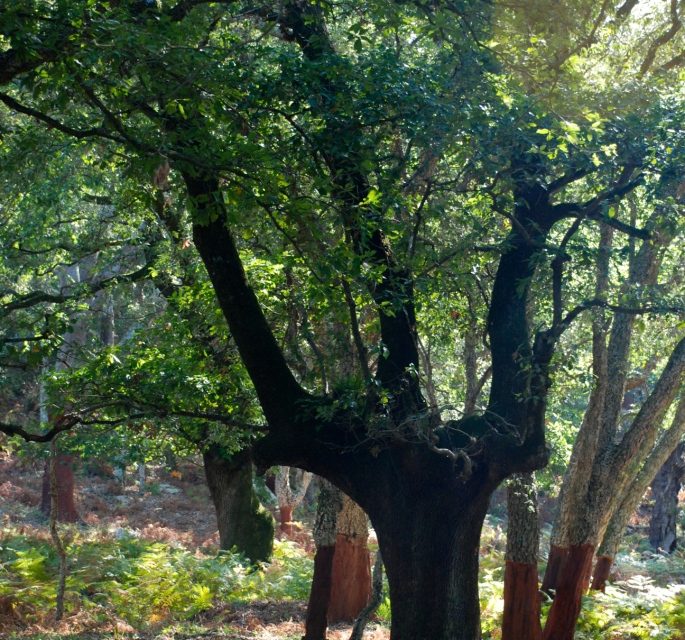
[0,451,386,640]
[3,450,685,639]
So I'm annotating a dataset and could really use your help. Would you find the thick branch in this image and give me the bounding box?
[185,173,310,426]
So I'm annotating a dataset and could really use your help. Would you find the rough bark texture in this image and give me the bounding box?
[597,394,685,564]
[503,473,541,640]
[542,544,595,640]
[329,496,371,623]
[41,453,79,523]
[303,480,343,640]
[649,441,685,552]
[203,446,274,563]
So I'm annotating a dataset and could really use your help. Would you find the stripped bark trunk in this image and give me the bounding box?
[303,479,343,640]
[275,466,313,535]
[41,453,79,523]
[503,473,541,640]
[329,495,371,623]
[542,544,595,640]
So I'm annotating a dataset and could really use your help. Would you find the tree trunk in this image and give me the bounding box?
[649,441,685,552]
[541,545,568,595]
[329,495,371,623]
[365,479,494,640]
[594,394,685,585]
[541,544,594,640]
[275,466,313,535]
[590,555,613,592]
[41,453,79,523]
[304,479,343,640]
[202,446,274,563]
[503,473,541,640]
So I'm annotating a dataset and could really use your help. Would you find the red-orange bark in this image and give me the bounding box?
[502,561,542,640]
[328,533,371,622]
[542,544,595,640]
[541,544,568,595]
[590,555,613,592]
[279,505,294,535]
[303,544,336,640]
[40,454,79,523]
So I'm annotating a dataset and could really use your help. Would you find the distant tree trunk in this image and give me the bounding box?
[41,453,79,523]
[329,495,371,623]
[649,441,685,552]
[303,479,343,640]
[275,465,313,535]
[49,439,68,621]
[203,446,274,563]
[502,473,541,640]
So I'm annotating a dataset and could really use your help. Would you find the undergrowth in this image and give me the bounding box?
[3,521,685,639]
[0,528,311,631]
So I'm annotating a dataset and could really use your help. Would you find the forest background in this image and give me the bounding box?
[2,0,685,639]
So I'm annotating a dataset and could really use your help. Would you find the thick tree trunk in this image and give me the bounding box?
[649,441,685,553]
[328,495,371,623]
[366,481,494,640]
[303,480,343,640]
[203,446,274,563]
[541,544,594,640]
[41,454,79,523]
[503,473,541,640]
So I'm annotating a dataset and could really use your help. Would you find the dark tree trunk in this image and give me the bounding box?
[202,446,274,563]
[41,454,79,523]
[541,544,568,595]
[362,471,495,640]
[541,544,594,640]
[303,545,336,640]
[503,473,541,640]
[590,555,613,592]
[649,442,685,553]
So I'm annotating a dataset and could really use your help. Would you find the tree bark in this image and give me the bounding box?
[503,473,541,640]
[541,543,595,640]
[590,555,613,592]
[304,479,343,640]
[329,495,371,623]
[202,446,274,563]
[275,466,313,535]
[41,453,79,523]
[541,545,568,595]
[595,394,685,583]
[372,483,493,640]
[649,441,685,552]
